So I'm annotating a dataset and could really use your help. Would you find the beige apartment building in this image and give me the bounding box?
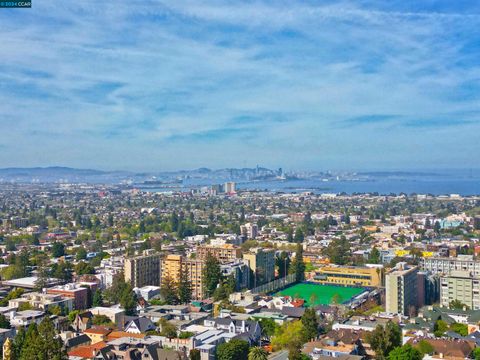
[385,263,418,316]
[124,252,161,288]
[440,271,480,310]
[197,244,241,263]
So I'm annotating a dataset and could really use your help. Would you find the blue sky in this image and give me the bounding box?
[0,0,479,171]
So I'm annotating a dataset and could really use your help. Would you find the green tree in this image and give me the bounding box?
[473,347,480,360]
[388,344,422,360]
[433,319,448,337]
[76,247,87,261]
[449,299,469,310]
[19,323,39,360]
[120,283,137,316]
[289,243,305,282]
[294,228,304,243]
[160,275,179,305]
[216,339,249,360]
[51,261,73,282]
[366,321,402,360]
[272,321,307,360]
[0,288,24,306]
[275,251,290,278]
[158,318,177,338]
[13,326,26,359]
[67,310,80,323]
[51,242,65,258]
[34,254,50,292]
[189,349,201,360]
[104,272,126,304]
[36,317,68,360]
[93,290,104,307]
[369,247,381,264]
[48,305,63,316]
[258,318,279,339]
[450,322,468,336]
[324,236,351,265]
[0,313,10,329]
[92,314,114,326]
[202,253,222,297]
[248,347,268,360]
[177,267,192,304]
[74,261,95,275]
[301,308,319,341]
[416,340,434,355]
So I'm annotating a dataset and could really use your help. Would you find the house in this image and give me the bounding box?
[142,346,185,360]
[60,331,91,351]
[124,317,156,334]
[73,311,93,332]
[84,327,112,344]
[203,316,261,345]
[303,338,366,360]
[407,338,474,360]
[67,341,110,359]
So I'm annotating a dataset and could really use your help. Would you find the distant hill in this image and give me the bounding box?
[0,166,107,176]
[0,165,281,184]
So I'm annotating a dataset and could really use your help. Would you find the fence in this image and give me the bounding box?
[250,273,297,295]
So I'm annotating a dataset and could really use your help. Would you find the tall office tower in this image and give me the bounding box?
[124,251,161,288]
[385,262,418,316]
[243,248,275,288]
[440,271,480,310]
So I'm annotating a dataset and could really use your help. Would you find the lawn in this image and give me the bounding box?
[274,282,365,306]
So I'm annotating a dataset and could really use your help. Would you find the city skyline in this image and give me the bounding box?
[1,1,480,171]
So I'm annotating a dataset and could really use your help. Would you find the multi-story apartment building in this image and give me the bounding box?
[47,283,89,310]
[161,255,205,300]
[161,254,183,283]
[9,292,73,313]
[124,251,162,288]
[312,265,382,287]
[385,263,418,316]
[220,260,250,291]
[197,244,241,263]
[224,182,236,194]
[243,248,275,287]
[440,271,480,310]
[240,223,258,239]
[184,259,204,300]
[423,255,480,276]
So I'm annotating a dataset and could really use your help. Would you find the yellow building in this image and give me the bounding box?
[313,265,382,287]
[161,254,183,283]
[160,255,205,300]
[394,249,433,258]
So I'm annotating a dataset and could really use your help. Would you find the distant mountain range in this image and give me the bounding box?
[0,166,283,184]
[0,166,476,185]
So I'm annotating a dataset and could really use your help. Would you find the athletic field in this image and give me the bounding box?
[273,283,365,306]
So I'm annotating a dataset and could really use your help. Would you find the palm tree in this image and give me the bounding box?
[248,346,268,360]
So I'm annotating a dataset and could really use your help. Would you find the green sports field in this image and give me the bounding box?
[274,283,365,306]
